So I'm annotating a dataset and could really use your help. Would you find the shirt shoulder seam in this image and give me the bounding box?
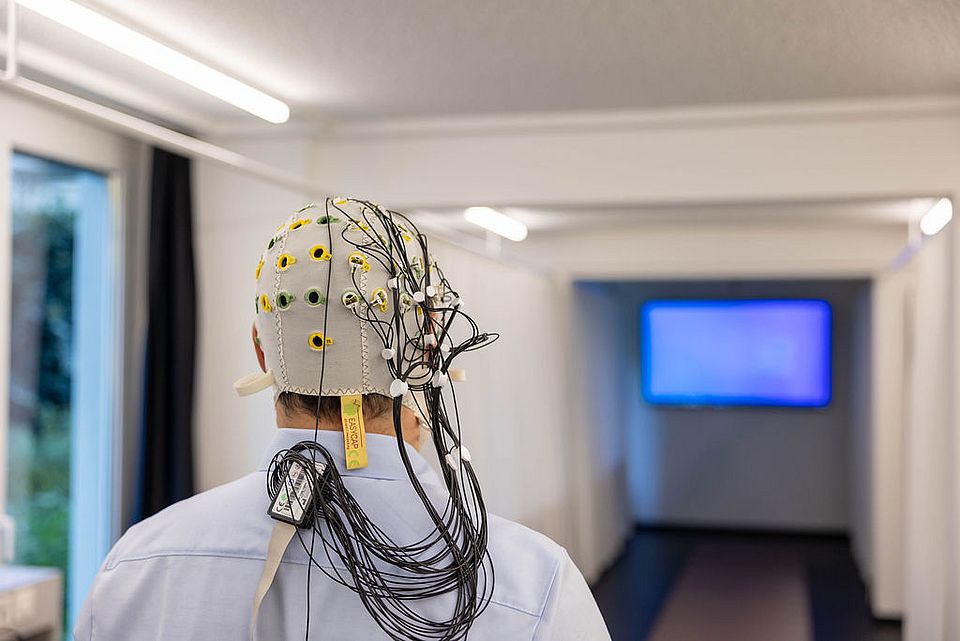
[104,550,267,570]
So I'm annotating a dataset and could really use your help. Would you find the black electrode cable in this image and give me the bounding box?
[267,199,494,641]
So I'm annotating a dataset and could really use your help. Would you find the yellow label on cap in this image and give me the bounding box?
[340,395,368,470]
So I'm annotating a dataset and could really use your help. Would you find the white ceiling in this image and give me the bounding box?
[12,0,960,129]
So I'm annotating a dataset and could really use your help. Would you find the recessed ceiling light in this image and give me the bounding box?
[16,0,290,124]
[920,198,952,236]
[463,207,528,242]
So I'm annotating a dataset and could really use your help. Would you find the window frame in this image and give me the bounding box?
[0,92,145,632]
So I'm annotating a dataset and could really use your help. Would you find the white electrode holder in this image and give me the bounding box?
[431,371,449,388]
[390,379,409,397]
[444,446,472,470]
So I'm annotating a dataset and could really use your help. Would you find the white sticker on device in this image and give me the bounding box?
[268,460,327,526]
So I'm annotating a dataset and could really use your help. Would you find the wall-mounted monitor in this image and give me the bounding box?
[640,299,832,408]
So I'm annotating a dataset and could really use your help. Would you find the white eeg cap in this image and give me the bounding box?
[240,200,429,408]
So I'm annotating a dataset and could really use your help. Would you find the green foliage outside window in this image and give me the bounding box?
[8,201,75,632]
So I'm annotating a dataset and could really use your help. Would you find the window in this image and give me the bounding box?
[8,151,118,633]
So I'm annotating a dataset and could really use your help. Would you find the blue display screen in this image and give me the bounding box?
[641,299,832,407]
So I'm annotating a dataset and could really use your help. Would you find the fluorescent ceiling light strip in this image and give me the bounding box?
[920,197,953,236]
[463,207,528,241]
[16,0,290,123]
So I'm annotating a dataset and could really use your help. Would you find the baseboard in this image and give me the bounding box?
[633,521,849,541]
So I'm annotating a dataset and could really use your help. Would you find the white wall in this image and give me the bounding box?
[903,231,953,641]
[856,267,912,617]
[610,280,866,531]
[568,282,633,578]
[849,282,874,585]
[419,243,580,562]
[194,138,314,490]
[951,225,960,641]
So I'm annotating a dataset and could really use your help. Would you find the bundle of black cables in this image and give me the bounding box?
[266,198,497,640]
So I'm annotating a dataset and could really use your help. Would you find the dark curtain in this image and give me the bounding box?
[136,147,196,522]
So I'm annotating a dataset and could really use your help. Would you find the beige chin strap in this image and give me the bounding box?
[234,370,275,396]
[249,521,297,641]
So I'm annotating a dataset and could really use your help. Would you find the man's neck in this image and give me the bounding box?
[276,412,343,432]
[275,409,420,450]
[277,411,393,434]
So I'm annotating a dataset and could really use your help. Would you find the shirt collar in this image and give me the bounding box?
[257,428,440,484]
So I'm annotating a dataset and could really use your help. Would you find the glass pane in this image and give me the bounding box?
[8,151,110,634]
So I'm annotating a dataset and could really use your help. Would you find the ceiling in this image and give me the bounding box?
[11,0,960,130]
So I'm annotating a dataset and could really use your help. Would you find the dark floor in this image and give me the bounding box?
[592,527,902,641]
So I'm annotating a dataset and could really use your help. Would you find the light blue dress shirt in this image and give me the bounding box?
[75,429,611,640]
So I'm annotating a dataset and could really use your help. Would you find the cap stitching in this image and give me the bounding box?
[359,268,372,391]
[273,220,292,388]
[277,383,417,410]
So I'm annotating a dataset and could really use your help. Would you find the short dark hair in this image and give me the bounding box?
[277,392,395,423]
